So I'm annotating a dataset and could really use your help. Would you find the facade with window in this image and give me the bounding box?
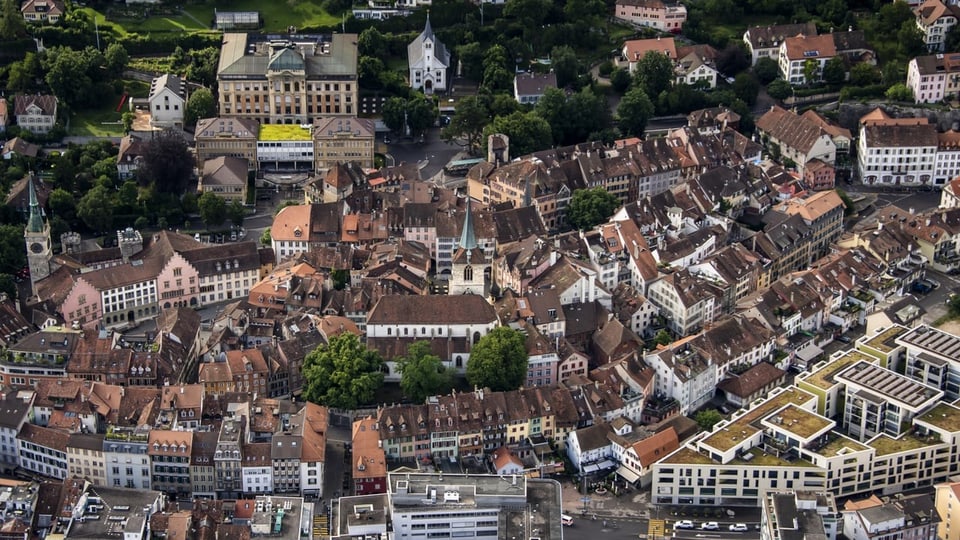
[66,433,107,487]
[241,442,273,494]
[103,429,151,491]
[148,431,194,496]
[17,424,68,479]
[857,120,939,188]
[216,33,358,125]
[366,295,499,381]
[148,74,186,128]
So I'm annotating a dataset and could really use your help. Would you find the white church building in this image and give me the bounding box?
[407,16,450,94]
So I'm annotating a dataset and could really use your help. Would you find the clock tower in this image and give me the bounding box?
[24,176,51,295]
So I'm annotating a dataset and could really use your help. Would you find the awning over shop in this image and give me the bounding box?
[616,465,641,484]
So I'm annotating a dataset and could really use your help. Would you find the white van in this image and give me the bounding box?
[561,515,574,527]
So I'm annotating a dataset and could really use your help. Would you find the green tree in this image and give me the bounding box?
[1,0,25,39]
[77,186,115,233]
[47,188,77,222]
[227,200,246,227]
[43,46,106,109]
[550,45,580,89]
[441,95,490,154]
[483,111,552,157]
[260,227,271,246]
[357,27,386,57]
[465,327,527,392]
[767,79,792,100]
[732,73,760,106]
[121,112,135,133]
[695,409,724,430]
[185,87,216,129]
[482,44,513,92]
[0,225,27,275]
[103,43,128,79]
[381,97,407,133]
[138,130,194,194]
[609,67,632,93]
[0,274,15,300]
[753,57,780,85]
[654,329,673,346]
[567,187,619,230]
[822,56,846,86]
[181,192,199,215]
[802,59,819,85]
[303,333,385,409]
[835,188,856,216]
[617,86,655,137]
[398,341,453,404]
[117,180,139,208]
[947,25,960,55]
[456,42,485,82]
[358,56,385,89]
[885,82,913,101]
[198,192,227,227]
[184,47,220,88]
[7,53,42,93]
[717,42,750,77]
[849,63,880,86]
[634,51,675,99]
[405,95,438,136]
[0,0,27,40]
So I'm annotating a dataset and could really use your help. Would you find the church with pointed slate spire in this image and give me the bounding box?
[407,14,450,94]
[449,196,490,296]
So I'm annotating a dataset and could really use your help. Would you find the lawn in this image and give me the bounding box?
[67,80,150,137]
[79,5,213,34]
[213,0,339,32]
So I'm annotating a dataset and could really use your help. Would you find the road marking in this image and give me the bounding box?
[649,519,666,538]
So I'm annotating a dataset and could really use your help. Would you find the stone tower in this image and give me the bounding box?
[448,197,489,296]
[24,176,51,295]
[118,227,144,263]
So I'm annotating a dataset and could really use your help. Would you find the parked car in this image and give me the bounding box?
[837,335,852,343]
[701,522,720,530]
[674,520,695,529]
[729,523,749,532]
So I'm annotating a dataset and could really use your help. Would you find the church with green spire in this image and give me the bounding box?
[449,196,490,296]
[24,175,52,295]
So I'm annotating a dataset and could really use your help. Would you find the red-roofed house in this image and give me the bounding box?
[622,37,677,74]
[777,33,837,85]
[612,427,678,485]
[491,446,524,475]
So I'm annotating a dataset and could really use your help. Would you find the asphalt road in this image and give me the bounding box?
[562,517,642,540]
[384,127,464,181]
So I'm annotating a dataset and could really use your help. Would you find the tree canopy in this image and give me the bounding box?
[567,187,619,230]
[617,86,655,138]
[695,409,723,430]
[633,51,675,103]
[185,87,216,129]
[465,327,528,392]
[137,130,194,194]
[0,224,27,275]
[198,191,227,227]
[482,111,552,157]
[441,95,489,154]
[397,341,453,404]
[303,333,385,409]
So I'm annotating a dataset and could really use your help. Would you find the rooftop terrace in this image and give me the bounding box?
[870,432,944,456]
[916,402,960,432]
[258,124,312,141]
[801,350,875,391]
[765,404,833,440]
[860,325,908,354]
[812,432,871,458]
[702,388,815,452]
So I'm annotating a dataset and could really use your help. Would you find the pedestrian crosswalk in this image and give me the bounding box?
[648,519,666,539]
[314,514,329,538]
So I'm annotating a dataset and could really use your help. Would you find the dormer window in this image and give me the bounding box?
[294,228,302,238]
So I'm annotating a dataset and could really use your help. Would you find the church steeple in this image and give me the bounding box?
[27,176,45,234]
[459,196,477,250]
[423,11,433,39]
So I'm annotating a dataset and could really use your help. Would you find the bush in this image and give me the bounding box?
[598,60,614,77]
[840,84,889,101]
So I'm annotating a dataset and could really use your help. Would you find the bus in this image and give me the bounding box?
[561,515,574,527]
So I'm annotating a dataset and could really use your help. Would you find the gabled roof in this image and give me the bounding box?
[407,15,450,69]
[14,94,57,116]
[367,295,497,325]
[744,22,818,49]
[202,156,248,186]
[716,362,785,398]
[622,37,677,61]
[756,106,832,155]
[514,72,557,97]
[149,74,185,101]
[781,33,836,61]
